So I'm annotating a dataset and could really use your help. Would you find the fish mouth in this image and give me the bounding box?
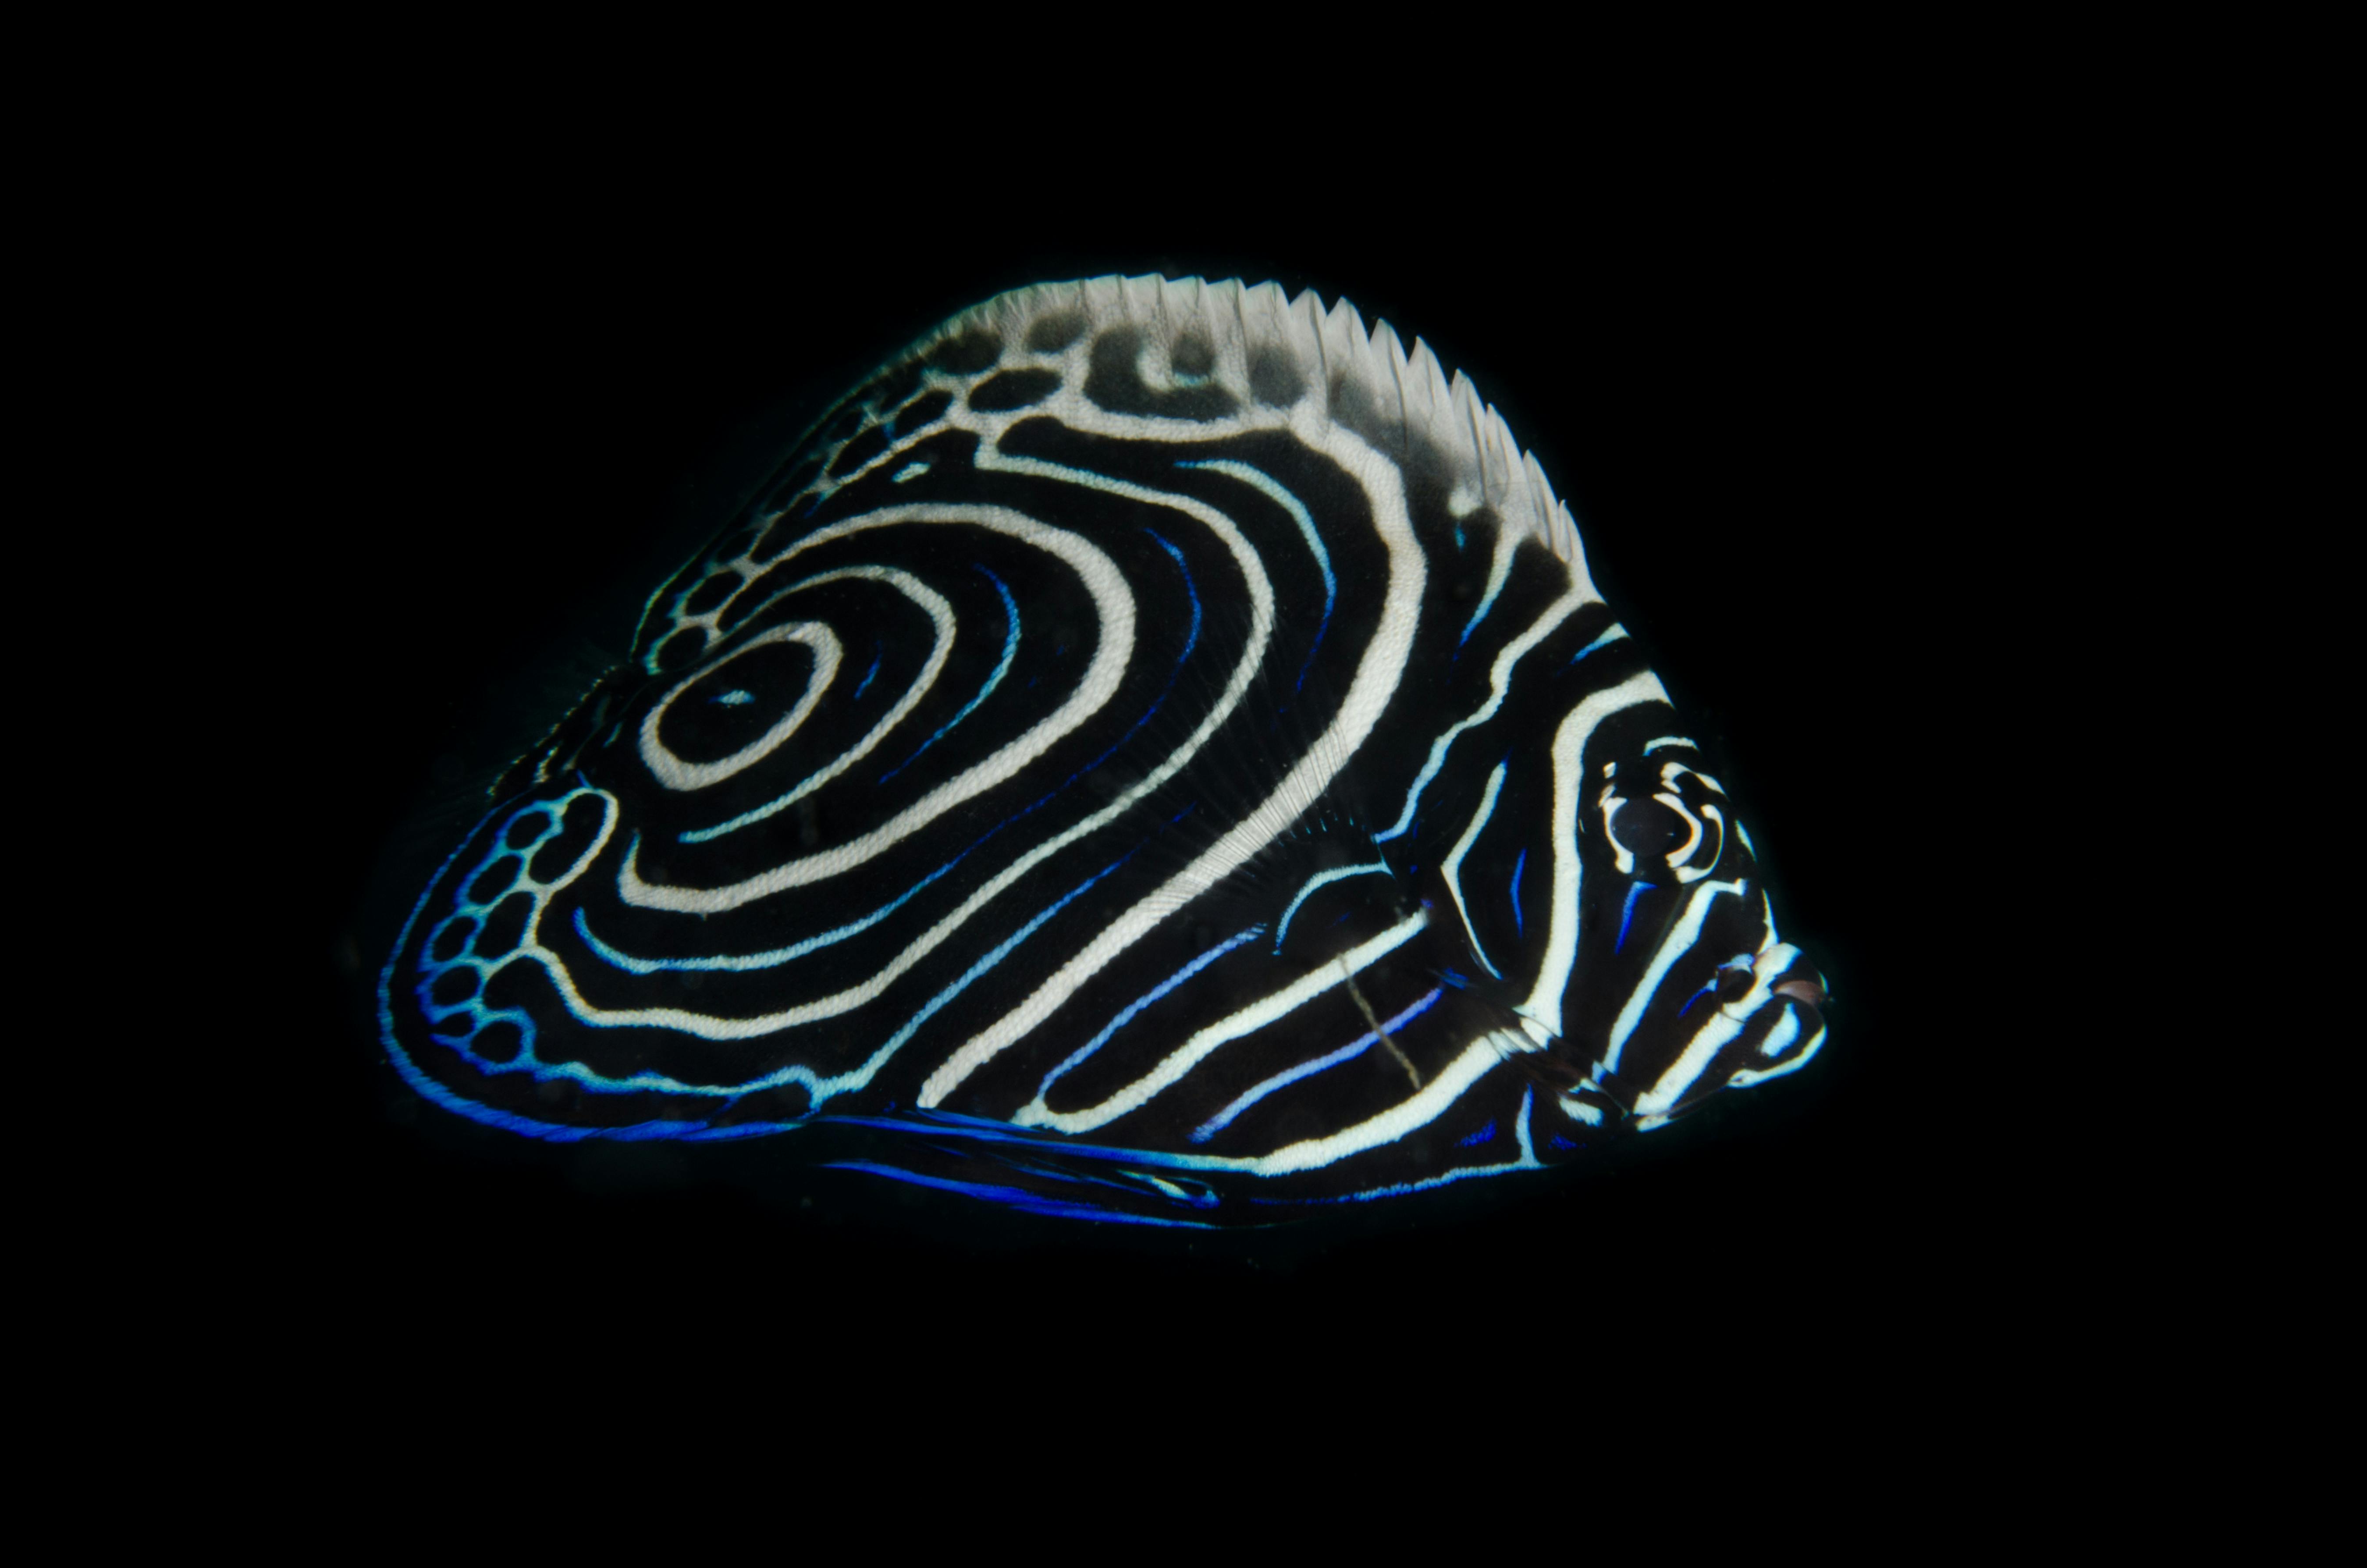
[1771,977,1826,1012]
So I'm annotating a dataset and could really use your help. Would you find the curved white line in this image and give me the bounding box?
[1600,787,1633,875]
[1249,1029,1524,1176]
[679,566,956,841]
[1661,759,1724,797]
[1518,668,1671,1042]
[1603,877,1745,1073]
[517,480,1276,1057]
[924,408,1429,1109]
[1013,910,1429,1134]
[1673,803,1722,885]
[1727,1017,1826,1091]
[1272,861,1391,952]
[1632,949,1773,1117]
[1441,761,1507,979]
[1754,1007,1803,1063]
[1375,585,1593,842]
[1565,623,1629,665]
[1455,519,1518,645]
[618,505,1133,913]
[639,623,840,792]
[1656,791,1703,871]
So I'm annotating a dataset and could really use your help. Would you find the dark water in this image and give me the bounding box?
[261,220,1981,1390]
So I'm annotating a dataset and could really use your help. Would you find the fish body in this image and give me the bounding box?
[379,277,1827,1226]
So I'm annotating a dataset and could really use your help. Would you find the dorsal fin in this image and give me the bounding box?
[877,275,1588,568]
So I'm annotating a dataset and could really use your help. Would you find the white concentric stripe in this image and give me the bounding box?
[639,623,840,792]
[515,483,1276,1048]
[618,505,1133,913]
[921,409,1429,1108]
[1441,761,1507,979]
[1517,669,1673,1041]
[1375,582,1595,842]
[1013,910,1429,1134]
[1603,877,1746,1073]
[678,566,956,836]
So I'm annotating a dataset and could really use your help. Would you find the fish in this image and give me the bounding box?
[377,275,1828,1227]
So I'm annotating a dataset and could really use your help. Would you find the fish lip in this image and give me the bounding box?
[1770,977,1826,1011]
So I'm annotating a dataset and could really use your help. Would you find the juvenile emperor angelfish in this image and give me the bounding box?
[379,276,1830,1227]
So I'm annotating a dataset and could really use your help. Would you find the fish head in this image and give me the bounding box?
[1537,749,1828,1129]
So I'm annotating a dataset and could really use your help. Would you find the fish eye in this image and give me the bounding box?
[1609,798,1684,862]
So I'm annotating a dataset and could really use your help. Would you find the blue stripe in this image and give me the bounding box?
[878,564,1020,782]
[576,841,969,973]
[822,1162,1219,1228]
[1568,623,1628,665]
[1456,570,1506,650]
[527,831,1157,1111]
[1038,925,1265,1099]
[377,799,738,1145]
[873,842,1147,1063]
[1244,1088,1542,1207]
[1441,761,1507,980]
[1190,988,1444,1143]
[1616,881,1656,953]
[1179,460,1331,692]
[1140,527,1203,670]
[1510,846,1528,938]
[584,546,1208,981]
[1273,861,1392,953]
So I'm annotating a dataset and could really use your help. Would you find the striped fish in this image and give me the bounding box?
[379,276,1827,1227]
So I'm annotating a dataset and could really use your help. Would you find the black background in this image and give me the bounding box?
[225,172,2038,1395]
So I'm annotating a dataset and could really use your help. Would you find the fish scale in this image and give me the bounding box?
[380,275,1828,1225]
